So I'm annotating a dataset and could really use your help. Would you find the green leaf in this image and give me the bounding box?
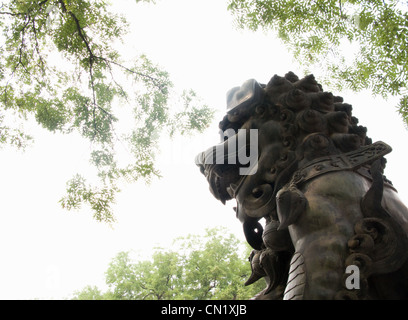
[72,227,266,300]
[0,0,214,222]
[227,0,408,123]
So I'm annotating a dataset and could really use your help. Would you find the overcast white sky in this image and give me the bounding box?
[0,0,407,299]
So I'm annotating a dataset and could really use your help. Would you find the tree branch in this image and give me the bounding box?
[31,18,46,73]
[57,0,104,140]
[96,57,167,94]
[57,0,94,60]
[0,0,49,16]
[0,11,25,17]
[16,15,32,74]
[58,0,166,97]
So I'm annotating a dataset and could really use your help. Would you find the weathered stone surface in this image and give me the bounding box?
[196,72,408,299]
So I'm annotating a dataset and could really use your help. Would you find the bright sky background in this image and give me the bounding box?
[0,0,407,299]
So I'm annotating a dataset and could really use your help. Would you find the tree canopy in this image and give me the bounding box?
[227,0,408,126]
[0,0,214,223]
[71,227,266,300]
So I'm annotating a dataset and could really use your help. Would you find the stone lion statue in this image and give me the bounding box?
[196,72,408,299]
